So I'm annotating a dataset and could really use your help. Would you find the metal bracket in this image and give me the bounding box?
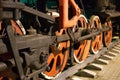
[4,20,26,80]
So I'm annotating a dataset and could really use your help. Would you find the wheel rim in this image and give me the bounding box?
[10,20,25,35]
[90,16,102,54]
[103,18,112,47]
[0,21,1,31]
[73,15,91,63]
[0,20,25,35]
[42,29,70,79]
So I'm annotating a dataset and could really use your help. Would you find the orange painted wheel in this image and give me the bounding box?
[0,20,26,35]
[73,15,91,63]
[10,20,26,35]
[42,29,70,79]
[103,18,112,47]
[0,22,1,31]
[90,16,102,54]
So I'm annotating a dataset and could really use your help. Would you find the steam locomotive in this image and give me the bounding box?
[0,0,119,80]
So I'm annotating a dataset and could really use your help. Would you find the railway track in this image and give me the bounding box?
[52,39,120,80]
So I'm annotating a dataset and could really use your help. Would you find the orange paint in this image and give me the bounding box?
[59,0,80,28]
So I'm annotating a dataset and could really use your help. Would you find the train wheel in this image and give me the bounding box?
[103,18,112,47]
[10,20,26,35]
[0,22,1,30]
[0,20,26,35]
[90,15,102,54]
[73,15,91,63]
[41,29,70,79]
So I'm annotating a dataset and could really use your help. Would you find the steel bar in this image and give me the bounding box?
[101,27,111,32]
[57,27,111,43]
[6,25,25,80]
[77,27,111,42]
[0,35,52,54]
[0,1,55,22]
[0,27,111,54]
[16,35,52,49]
[26,64,47,79]
[77,31,100,42]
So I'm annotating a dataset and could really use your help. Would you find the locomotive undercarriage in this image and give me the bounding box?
[0,0,114,80]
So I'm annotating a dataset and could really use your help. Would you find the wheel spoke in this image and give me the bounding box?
[42,29,70,79]
[90,16,102,54]
[0,20,25,35]
[103,18,112,47]
[74,42,85,60]
[73,15,91,63]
